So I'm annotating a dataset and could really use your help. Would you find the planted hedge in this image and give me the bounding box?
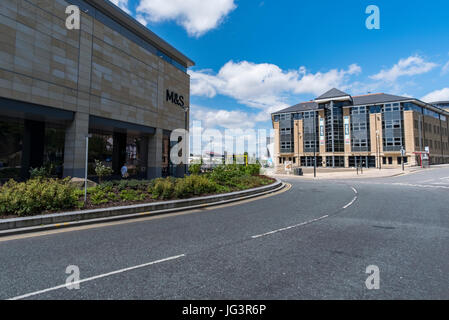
[0,164,272,217]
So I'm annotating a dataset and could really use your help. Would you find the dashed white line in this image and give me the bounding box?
[342,196,357,209]
[8,254,185,300]
[251,215,329,239]
[251,186,358,239]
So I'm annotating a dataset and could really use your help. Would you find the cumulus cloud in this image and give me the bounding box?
[421,88,449,103]
[109,0,130,14]
[136,0,236,37]
[189,61,361,111]
[370,55,437,82]
[191,105,257,130]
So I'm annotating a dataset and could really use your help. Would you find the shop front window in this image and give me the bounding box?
[0,117,24,181]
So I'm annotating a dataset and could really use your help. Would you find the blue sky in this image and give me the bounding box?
[110,0,449,132]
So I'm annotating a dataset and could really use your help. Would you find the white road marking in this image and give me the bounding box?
[8,254,185,300]
[342,197,357,209]
[251,215,329,239]
[251,186,358,239]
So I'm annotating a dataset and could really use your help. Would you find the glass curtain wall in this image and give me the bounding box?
[325,102,345,153]
[279,113,294,153]
[382,103,404,151]
[303,111,319,153]
[0,117,24,181]
[351,106,370,152]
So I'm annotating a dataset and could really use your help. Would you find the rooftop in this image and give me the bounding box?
[272,88,448,116]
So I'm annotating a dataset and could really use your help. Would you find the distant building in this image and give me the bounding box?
[272,88,449,169]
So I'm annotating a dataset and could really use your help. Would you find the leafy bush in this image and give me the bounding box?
[29,165,53,179]
[244,163,261,176]
[89,187,119,205]
[0,178,79,216]
[174,175,219,198]
[120,189,146,202]
[151,178,175,200]
[94,160,113,183]
[188,163,202,175]
[208,165,246,185]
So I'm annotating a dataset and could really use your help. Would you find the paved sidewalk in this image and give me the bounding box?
[269,166,428,180]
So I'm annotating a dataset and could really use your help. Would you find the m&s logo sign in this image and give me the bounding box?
[166,90,185,107]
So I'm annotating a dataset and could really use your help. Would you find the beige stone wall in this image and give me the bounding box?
[369,113,383,154]
[0,0,189,131]
[0,0,190,177]
[403,111,415,154]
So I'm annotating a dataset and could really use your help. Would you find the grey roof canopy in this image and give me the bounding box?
[272,89,418,116]
[315,88,351,100]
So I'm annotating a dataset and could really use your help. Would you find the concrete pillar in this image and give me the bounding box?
[63,112,89,178]
[147,128,163,179]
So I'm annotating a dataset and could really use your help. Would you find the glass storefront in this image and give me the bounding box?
[0,117,66,181]
[88,129,149,180]
[0,117,23,180]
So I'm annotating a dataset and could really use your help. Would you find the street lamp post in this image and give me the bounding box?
[184,106,189,175]
[84,134,92,203]
[313,111,317,178]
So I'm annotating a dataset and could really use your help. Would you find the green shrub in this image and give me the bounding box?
[120,189,146,202]
[208,164,246,185]
[151,178,175,200]
[188,163,202,175]
[0,178,79,216]
[94,160,113,183]
[174,175,219,198]
[29,166,53,179]
[244,163,261,176]
[89,187,119,205]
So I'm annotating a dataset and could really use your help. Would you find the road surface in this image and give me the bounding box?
[1,166,449,299]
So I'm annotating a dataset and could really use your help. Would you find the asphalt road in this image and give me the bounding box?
[1,166,449,300]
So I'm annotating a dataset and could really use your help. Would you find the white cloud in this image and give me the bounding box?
[191,105,257,130]
[189,61,361,111]
[136,0,236,37]
[109,0,130,14]
[370,55,437,82]
[442,61,449,75]
[421,88,449,103]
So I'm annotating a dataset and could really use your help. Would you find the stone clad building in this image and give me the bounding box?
[0,0,194,181]
[272,88,449,170]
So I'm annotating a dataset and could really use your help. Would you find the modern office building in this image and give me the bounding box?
[0,0,194,181]
[272,88,449,170]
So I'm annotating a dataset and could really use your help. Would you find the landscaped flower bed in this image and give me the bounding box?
[0,164,274,218]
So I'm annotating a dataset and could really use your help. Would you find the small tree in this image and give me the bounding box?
[94,160,113,183]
